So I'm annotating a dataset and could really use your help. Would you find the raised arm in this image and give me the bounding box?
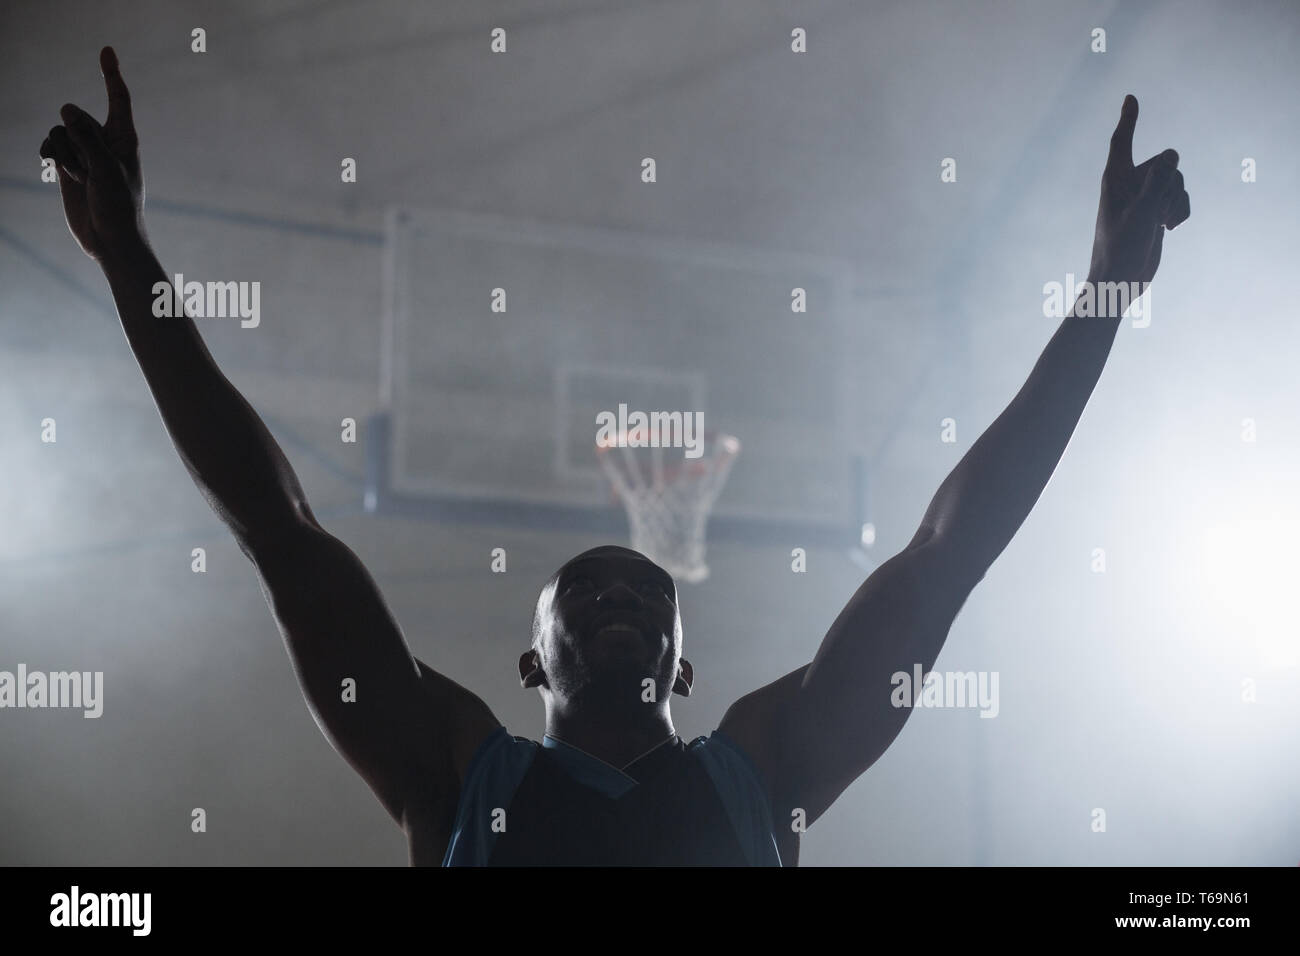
[40,48,499,836]
[721,95,1190,826]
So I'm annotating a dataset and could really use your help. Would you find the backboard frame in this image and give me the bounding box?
[373,204,871,555]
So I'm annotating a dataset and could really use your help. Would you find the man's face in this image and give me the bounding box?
[529,547,684,703]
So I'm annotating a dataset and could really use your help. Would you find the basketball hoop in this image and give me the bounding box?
[595,425,740,584]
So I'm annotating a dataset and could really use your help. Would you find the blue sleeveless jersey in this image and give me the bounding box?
[442,727,783,866]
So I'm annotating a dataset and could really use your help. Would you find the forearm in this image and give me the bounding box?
[100,234,311,547]
[914,286,1121,579]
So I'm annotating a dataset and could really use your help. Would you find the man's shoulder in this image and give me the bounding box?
[687,728,766,779]
[466,725,538,766]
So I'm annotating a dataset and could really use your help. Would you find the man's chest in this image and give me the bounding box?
[490,747,752,865]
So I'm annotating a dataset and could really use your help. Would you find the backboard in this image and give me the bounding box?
[378,205,859,544]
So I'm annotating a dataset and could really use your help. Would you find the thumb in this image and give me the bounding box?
[54,159,87,208]
[59,104,118,178]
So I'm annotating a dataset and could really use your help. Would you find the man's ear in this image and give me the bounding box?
[519,649,546,689]
[672,657,694,698]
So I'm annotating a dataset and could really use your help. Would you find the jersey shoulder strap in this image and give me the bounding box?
[441,726,537,866]
[689,729,783,866]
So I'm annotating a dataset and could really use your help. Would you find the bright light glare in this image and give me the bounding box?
[1199,518,1300,671]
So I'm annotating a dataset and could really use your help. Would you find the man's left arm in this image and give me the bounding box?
[720,95,1190,826]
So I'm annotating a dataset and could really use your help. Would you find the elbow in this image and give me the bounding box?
[906,526,990,595]
[235,508,323,569]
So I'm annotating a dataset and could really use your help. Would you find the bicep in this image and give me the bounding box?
[725,539,976,826]
[247,520,499,824]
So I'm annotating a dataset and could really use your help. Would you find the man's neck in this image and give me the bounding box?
[544,709,677,770]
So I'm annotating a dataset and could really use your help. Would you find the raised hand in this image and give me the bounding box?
[39,46,145,262]
[1089,95,1190,288]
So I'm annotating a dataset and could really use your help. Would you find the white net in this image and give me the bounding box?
[596,427,740,583]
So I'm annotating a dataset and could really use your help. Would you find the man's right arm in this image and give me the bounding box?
[114,242,503,823]
[44,49,500,831]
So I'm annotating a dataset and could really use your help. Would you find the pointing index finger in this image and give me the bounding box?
[100,46,134,132]
[1107,94,1138,173]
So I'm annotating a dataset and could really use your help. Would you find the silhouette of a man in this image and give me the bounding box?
[41,48,1188,865]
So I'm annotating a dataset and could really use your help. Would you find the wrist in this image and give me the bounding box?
[1069,279,1136,323]
[97,226,155,276]
[1085,259,1118,286]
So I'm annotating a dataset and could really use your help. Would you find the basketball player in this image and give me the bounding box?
[41,48,1188,865]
